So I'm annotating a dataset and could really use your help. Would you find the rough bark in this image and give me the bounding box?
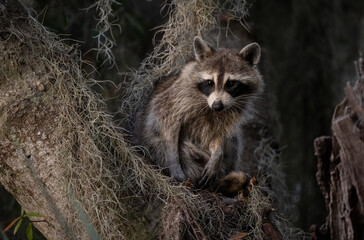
[0,1,85,239]
[312,56,364,240]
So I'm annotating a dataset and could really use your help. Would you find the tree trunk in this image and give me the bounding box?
[0,1,84,239]
[312,56,364,240]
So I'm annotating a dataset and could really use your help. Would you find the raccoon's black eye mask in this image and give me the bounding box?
[224,81,252,97]
[206,80,214,86]
[197,80,215,96]
[225,80,237,88]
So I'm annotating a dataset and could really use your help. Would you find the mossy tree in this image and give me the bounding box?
[0,0,303,239]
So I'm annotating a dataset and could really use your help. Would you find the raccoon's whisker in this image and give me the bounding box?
[231,102,264,117]
[235,98,263,104]
[235,95,264,100]
[231,104,247,111]
[243,105,266,118]
[194,100,209,108]
[192,102,209,113]
[250,109,266,119]
[239,101,263,110]
[234,98,259,103]
[232,101,250,107]
[238,93,260,96]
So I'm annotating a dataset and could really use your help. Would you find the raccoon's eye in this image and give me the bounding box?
[225,81,252,97]
[207,80,214,86]
[197,80,215,96]
[226,80,237,88]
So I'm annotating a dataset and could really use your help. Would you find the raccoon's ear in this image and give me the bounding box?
[239,42,261,66]
[193,36,214,61]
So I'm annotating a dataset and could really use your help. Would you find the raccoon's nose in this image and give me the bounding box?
[212,101,224,112]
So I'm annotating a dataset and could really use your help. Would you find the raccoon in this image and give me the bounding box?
[131,36,264,189]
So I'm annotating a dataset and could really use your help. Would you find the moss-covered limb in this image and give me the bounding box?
[0,1,175,239]
[0,2,82,239]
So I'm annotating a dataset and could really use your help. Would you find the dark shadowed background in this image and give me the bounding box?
[1,0,363,238]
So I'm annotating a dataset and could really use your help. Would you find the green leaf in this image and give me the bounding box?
[26,223,33,240]
[13,218,22,235]
[23,212,44,218]
[3,216,21,233]
[21,206,24,216]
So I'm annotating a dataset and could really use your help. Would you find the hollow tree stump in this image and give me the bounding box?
[312,55,364,240]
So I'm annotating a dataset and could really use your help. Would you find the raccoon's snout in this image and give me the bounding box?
[212,101,224,112]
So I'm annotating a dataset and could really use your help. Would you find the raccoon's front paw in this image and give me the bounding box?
[197,167,216,189]
[170,169,187,183]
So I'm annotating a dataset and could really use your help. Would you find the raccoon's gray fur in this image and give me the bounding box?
[131,36,264,189]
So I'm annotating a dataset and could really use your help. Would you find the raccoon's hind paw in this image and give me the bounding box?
[217,171,251,197]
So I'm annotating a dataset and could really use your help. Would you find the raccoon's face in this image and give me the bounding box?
[192,37,263,113]
[196,71,255,112]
